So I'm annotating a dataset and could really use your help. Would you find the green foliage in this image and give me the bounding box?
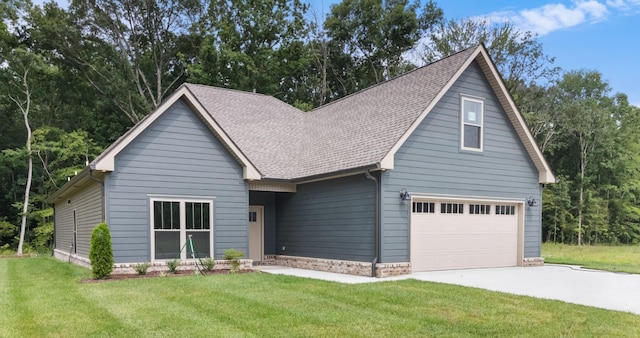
[166,259,180,274]
[191,0,310,106]
[423,19,559,94]
[324,0,443,98]
[0,219,17,244]
[133,262,151,275]
[201,257,215,271]
[89,222,114,279]
[223,248,244,273]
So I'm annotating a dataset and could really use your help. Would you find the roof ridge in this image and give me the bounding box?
[183,82,280,99]
[309,45,481,113]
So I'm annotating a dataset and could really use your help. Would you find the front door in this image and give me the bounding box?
[248,206,264,262]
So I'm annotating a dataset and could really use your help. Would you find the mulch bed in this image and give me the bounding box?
[81,269,255,283]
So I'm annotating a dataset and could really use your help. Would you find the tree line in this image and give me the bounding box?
[1,0,639,253]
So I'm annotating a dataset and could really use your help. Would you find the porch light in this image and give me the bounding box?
[400,188,411,203]
[527,196,537,207]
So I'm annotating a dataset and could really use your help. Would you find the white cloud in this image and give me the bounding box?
[482,0,640,36]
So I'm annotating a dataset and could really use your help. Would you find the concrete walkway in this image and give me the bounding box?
[258,264,640,315]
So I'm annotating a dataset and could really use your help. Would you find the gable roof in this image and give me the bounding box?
[85,44,555,186]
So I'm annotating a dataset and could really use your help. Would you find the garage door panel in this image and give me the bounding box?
[411,200,519,272]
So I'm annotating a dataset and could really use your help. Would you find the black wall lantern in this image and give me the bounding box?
[400,188,411,203]
[527,196,537,207]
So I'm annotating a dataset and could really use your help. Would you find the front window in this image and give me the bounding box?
[150,198,214,261]
[461,96,484,151]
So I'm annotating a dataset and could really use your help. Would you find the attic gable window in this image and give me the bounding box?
[461,96,484,151]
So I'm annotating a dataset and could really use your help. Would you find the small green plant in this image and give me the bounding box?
[223,249,244,273]
[201,257,215,271]
[89,222,114,279]
[133,262,151,275]
[167,259,180,274]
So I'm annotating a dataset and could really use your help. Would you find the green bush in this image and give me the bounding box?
[133,262,151,275]
[89,222,114,279]
[167,259,180,274]
[223,249,244,273]
[201,257,215,271]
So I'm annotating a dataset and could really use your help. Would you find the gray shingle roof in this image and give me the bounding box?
[184,46,477,180]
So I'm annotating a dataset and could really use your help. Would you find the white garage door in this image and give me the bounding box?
[410,199,519,272]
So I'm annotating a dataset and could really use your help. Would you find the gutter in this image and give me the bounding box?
[364,170,380,278]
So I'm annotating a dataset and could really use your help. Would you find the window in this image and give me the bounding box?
[150,198,214,261]
[461,96,484,151]
[469,204,491,215]
[441,203,464,214]
[496,205,516,215]
[412,202,435,213]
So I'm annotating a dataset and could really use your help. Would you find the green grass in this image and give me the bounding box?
[543,243,640,274]
[1,258,639,337]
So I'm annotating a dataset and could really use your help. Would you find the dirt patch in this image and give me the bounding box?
[81,269,255,283]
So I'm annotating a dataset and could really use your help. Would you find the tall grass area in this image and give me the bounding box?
[1,257,640,337]
[542,243,640,274]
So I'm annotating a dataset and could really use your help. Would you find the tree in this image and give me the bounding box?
[554,70,617,245]
[32,0,203,124]
[323,0,443,99]
[190,0,309,105]
[422,18,559,95]
[3,48,43,255]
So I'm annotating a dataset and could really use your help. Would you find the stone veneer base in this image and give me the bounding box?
[263,255,412,278]
[54,249,253,274]
[522,257,545,267]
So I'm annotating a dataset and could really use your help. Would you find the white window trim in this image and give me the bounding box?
[149,196,215,262]
[460,95,484,152]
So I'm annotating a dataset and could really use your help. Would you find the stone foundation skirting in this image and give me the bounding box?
[54,249,92,268]
[264,255,412,278]
[54,249,253,274]
[522,257,545,267]
[375,262,413,278]
[112,259,253,274]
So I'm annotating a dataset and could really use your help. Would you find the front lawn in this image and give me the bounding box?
[542,243,640,274]
[1,258,639,337]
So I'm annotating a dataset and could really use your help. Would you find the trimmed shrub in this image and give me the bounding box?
[223,249,244,273]
[167,259,180,274]
[201,257,215,271]
[89,222,114,279]
[133,262,151,275]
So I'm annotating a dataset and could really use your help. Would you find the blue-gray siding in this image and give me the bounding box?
[249,191,276,255]
[381,61,542,263]
[276,175,375,261]
[105,99,248,263]
[54,180,103,258]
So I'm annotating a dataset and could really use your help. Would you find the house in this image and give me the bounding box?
[47,45,554,277]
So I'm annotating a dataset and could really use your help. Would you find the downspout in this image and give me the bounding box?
[365,170,380,277]
[88,166,106,222]
[52,206,56,257]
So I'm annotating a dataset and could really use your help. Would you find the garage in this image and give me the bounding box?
[410,198,521,272]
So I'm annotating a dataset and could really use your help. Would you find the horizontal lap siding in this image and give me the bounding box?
[249,191,276,255]
[276,175,375,261]
[106,99,247,263]
[381,61,542,262]
[54,181,103,258]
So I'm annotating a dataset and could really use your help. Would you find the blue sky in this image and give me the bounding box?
[37,0,640,105]
[313,0,640,105]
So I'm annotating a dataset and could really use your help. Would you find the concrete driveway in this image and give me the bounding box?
[260,264,640,315]
[410,264,640,315]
